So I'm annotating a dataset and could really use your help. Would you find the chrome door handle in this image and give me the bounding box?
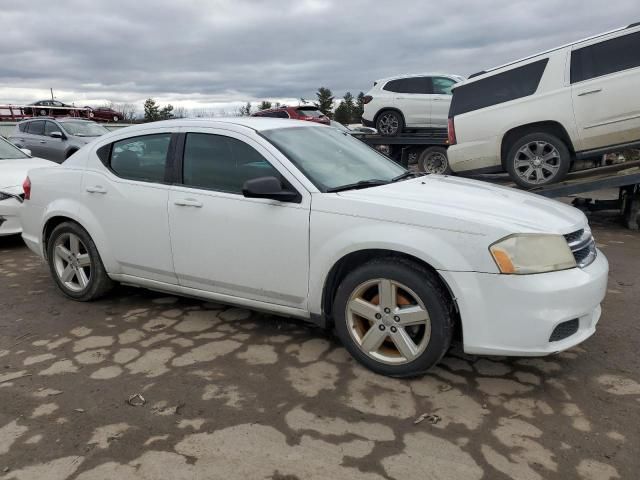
[174,199,203,208]
[578,88,602,96]
[86,185,107,194]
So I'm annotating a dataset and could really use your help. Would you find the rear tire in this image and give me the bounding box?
[333,258,453,377]
[376,110,404,137]
[506,132,570,188]
[46,222,114,301]
[418,147,451,174]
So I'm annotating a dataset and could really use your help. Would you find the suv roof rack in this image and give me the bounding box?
[468,71,486,79]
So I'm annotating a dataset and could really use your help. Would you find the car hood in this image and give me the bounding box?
[0,157,58,189]
[335,175,586,235]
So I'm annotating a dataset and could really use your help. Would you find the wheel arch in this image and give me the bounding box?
[373,107,406,127]
[320,249,461,340]
[500,121,575,169]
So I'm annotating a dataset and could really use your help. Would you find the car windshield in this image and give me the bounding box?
[261,126,406,192]
[296,108,325,118]
[59,121,109,137]
[0,137,29,160]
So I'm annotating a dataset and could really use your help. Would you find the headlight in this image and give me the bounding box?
[489,234,576,274]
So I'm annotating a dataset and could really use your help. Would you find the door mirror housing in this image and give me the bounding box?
[242,176,301,203]
[49,131,64,139]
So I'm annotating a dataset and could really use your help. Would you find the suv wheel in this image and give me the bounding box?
[376,111,403,137]
[47,222,114,301]
[333,259,453,377]
[506,133,571,188]
[418,147,451,174]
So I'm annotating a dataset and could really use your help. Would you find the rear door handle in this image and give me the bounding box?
[86,185,107,194]
[578,88,602,96]
[174,198,203,208]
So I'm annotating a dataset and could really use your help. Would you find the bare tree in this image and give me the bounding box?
[173,106,187,119]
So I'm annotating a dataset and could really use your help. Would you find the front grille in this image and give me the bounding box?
[564,229,597,268]
[549,318,579,342]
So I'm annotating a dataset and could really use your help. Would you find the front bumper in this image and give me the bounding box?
[0,199,22,236]
[439,250,609,356]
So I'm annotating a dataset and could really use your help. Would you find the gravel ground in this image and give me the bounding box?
[0,212,638,480]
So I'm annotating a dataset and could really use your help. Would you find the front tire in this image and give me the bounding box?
[418,146,451,174]
[506,132,570,188]
[376,110,404,137]
[333,259,453,377]
[46,222,114,301]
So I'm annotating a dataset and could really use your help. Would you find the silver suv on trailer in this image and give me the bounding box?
[9,118,109,163]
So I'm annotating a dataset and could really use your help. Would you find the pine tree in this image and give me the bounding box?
[333,102,351,125]
[355,91,366,123]
[143,98,160,122]
[258,101,272,110]
[159,104,174,120]
[315,87,334,118]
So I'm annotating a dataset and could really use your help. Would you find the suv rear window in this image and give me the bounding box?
[383,77,430,94]
[571,31,640,83]
[296,108,324,118]
[449,59,549,116]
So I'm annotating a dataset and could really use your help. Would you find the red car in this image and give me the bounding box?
[84,106,123,122]
[252,105,330,125]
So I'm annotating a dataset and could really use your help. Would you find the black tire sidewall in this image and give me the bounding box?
[506,132,570,188]
[376,110,404,137]
[419,146,451,174]
[333,259,452,377]
[46,222,111,301]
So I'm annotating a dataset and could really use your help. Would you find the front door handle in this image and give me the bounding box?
[86,185,107,194]
[578,88,602,97]
[38,140,46,144]
[174,198,203,208]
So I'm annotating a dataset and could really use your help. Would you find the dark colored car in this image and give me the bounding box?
[23,100,77,117]
[252,105,330,125]
[85,106,123,122]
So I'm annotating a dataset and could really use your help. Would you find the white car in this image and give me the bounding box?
[362,73,465,136]
[20,118,608,377]
[0,137,57,236]
[448,23,640,188]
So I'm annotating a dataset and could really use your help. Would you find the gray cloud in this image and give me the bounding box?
[1,0,638,110]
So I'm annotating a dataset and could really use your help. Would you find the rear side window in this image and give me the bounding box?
[383,77,430,94]
[182,133,282,194]
[571,31,640,83]
[109,134,171,183]
[27,121,45,135]
[449,59,548,116]
[296,108,324,118]
[18,122,28,132]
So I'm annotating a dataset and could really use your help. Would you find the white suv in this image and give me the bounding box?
[448,23,640,188]
[362,74,464,136]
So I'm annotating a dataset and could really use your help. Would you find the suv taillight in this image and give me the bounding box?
[363,95,373,105]
[447,118,457,145]
[23,176,31,200]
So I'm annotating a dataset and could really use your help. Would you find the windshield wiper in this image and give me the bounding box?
[391,171,417,182]
[326,179,389,193]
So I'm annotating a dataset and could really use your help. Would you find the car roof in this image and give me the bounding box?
[465,23,639,82]
[374,73,464,83]
[107,117,324,134]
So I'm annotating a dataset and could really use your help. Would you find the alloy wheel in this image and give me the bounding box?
[378,113,400,135]
[514,141,561,185]
[346,278,431,365]
[52,233,92,292]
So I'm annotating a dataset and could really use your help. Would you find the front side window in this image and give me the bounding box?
[110,133,171,183]
[450,59,549,116]
[262,126,405,191]
[182,133,283,194]
[571,31,640,83]
[27,121,45,136]
[432,77,458,95]
[383,77,430,94]
[45,121,59,136]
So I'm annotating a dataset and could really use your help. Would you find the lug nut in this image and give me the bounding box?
[390,326,397,333]
[379,325,386,331]
[375,313,382,319]
[384,308,391,314]
[394,316,400,322]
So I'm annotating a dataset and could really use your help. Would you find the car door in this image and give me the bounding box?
[23,120,47,157]
[570,30,640,151]
[429,77,458,128]
[81,130,179,284]
[168,128,310,309]
[43,121,67,163]
[385,77,431,127]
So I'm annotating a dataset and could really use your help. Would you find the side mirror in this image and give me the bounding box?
[242,176,301,203]
[49,131,64,139]
[20,148,32,156]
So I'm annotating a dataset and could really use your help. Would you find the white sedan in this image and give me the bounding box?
[19,118,608,377]
[0,137,57,236]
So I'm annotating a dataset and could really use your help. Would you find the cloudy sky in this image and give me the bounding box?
[1,0,638,114]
